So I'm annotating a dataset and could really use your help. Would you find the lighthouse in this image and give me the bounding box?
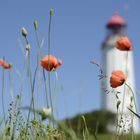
[101,13,140,133]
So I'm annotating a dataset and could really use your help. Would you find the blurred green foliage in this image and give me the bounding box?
[59,110,116,136]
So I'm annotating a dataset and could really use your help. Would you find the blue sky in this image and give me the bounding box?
[0,0,140,120]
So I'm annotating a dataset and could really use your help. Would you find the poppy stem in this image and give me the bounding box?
[25,42,37,139]
[117,51,128,135]
[1,67,6,126]
[43,68,49,108]
[48,72,54,126]
[115,96,120,137]
[125,83,137,113]
[34,22,44,118]
[48,11,52,55]
[35,28,42,60]
[25,61,37,140]
[24,36,36,120]
[127,99,135,140]
[35,29,41,49]
[121,51,128,113]
[28,51,35,119]
[47,10,54,127]
[9,68,14,99]
[25,36,29,45]
[53,71,58,116]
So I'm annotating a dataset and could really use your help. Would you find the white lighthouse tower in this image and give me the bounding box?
[101,13,140,133]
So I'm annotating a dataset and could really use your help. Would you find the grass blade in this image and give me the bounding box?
[128,107,140,119]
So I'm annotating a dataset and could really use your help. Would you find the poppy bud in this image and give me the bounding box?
[130,96,134,108]
[50,8,54,16]
[39,107,51,120]
[26,44,30,51]
[130,96,133,102]
[117,100,121,110]
[34,20,38,30]
[110,70,126,88]
[0,59,12,69]
[22,27,28,37]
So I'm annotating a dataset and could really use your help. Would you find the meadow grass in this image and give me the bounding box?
[94,134,140,140]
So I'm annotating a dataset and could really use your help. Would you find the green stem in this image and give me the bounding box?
[34,24,43,119]
[1,68,5,126]
[35,30,42,60]
[25,37,29,45]
[53,71,58,115]
[48,72,54,124]
[43,69,49,108]
[121,51,128,114]
[118,51,128,135]
[47,11,54,127]
[25,60,37,139]
[32,58,39,119]
[28,51,35,118]
[48,13,52,55]
[9,69,14,99]
[35,30,40,49]
[131,113,134,140]
[25,40,37,139]
[125,83,137,113]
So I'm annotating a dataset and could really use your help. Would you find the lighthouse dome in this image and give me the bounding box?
[106,13,127,28]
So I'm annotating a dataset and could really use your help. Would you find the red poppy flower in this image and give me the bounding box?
[40,55,62,71]
[110,70,126,88]
[0,59,11,69]
[116,36,132,51]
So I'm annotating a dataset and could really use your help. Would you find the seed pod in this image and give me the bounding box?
[130,96,133,102]
[22,27,28,37]
[39,107,51,120]
[34,20,38,30]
